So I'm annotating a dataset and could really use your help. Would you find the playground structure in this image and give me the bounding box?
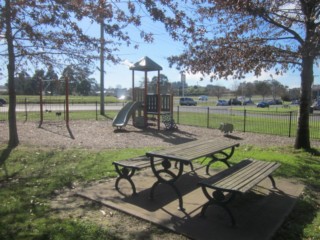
[113,56,175,130]
[130,57,175,130]
[112,101,142,129]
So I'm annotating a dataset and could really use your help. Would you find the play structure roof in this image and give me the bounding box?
[130,56,163,71]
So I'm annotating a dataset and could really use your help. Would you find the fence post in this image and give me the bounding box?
[96,101,98,121]
[177,106,179,124]
[207,107,210,128]
[289,111,292,137]
[243,109,246,132]
[64,100,66,121]
[24,98,28,122]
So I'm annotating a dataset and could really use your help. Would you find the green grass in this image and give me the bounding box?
[0,144,319,239]
[0,146,151,240]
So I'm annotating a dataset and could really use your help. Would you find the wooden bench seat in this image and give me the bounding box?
[113,156,162,195]
[198,159,281,225]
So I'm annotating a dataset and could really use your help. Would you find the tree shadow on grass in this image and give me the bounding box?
[38,123,75,140]
[307,148,320,156]
[0,145,15,179]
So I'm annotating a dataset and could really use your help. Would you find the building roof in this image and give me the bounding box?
[129,56,162,71]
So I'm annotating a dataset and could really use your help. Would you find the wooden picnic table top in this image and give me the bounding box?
[146,138,240,163]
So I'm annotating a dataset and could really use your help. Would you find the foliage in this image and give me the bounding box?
[12,65,97,96]
[1,0,153,70]
[143,0,320,149]
[60,64,96,96]
[234,79,289,100]
[0,0,155,147]
[146,1,319,79]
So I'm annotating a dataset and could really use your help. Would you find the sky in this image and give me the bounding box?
[86,18,319,91]
[1,4,319,90]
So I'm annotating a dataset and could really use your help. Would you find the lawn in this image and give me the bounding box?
[0,144,319,239]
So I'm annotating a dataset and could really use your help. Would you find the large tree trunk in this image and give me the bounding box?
[5,0,19,147]
[7,67,19,147]
[294,56,314,149]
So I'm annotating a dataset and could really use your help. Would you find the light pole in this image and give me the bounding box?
[181,72,186,97]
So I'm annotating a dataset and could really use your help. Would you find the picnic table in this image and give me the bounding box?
[145,139,240,210]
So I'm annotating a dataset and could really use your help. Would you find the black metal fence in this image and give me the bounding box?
[1,102,320,140]
[175,106,320,140]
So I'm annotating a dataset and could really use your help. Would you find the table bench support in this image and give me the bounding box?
[113,157,162,196]
[146,139,240,211]
[200,188,237,225]
[113,164,138,195]
[149,158,185,210]
[205,146,237,174]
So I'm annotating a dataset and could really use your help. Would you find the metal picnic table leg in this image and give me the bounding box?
[205,146,236,175]
[113,164,138,195]
[199,186,237,226]
[149,157,186,210]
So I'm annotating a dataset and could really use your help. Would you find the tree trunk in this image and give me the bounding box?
[7,68,19,147]
[294,56,314,149]
[5,0,19,147]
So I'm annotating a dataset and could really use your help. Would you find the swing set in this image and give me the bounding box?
[38,76,71,136]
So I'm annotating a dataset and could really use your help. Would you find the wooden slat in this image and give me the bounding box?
[239,162,280,192]
[216,160,269,190]
[146,139,239,162]
[113,157,162,170]
[209,160,278,192]
[199,159,280,193]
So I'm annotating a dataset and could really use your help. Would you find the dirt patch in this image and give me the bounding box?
[2,120,317,149]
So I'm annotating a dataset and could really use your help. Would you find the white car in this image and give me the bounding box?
[311,100,320,110]
[198,95,208,101]
[216,100,228,106]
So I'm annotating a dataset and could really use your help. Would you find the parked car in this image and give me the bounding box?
[243,100,255,105]
[117,95,126,100]
[228,98,242,105]
[0,98,7,106]
[179,97,197,106]
[216,100,228,106]
[257,101,270,108]
[311,100,320,110]
[268,99,283,105]
[291,99,300,105]
[198,95,208,101]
